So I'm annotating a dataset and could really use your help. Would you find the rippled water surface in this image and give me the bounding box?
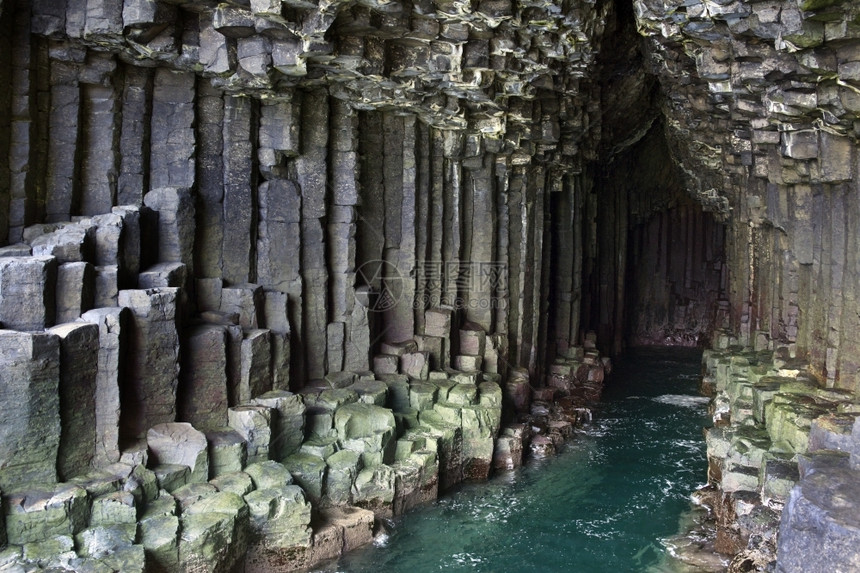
[324,347,711,573]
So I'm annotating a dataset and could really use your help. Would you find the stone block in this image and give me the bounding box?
[209,471,254,497]
[238,329,272,404]
[327,321,346,372]
[94,206,142,286]
[353,465,395,517]
[81,307,130,466]
[349,379,389,406]
[180,492,249,573]
[174,483,219,514]
[335,403,397,467]
[221,284,264,329]
[780,130,818,159]
[0,244,31,257]
[318,506,374,551]
[455,354,483,372]
[424,307,453,338]
[373,354,399,376]
[325,449,362,506]
[244,485,311,548]
[415,334,450,370]
[381,340,417,357]
[0,256,57,330]
[49,322,99,481]
[505,368,531,414]
[320,369,352,389]
[147,423,209,484]
[138,261,187,289]
[777,459,860,572]
[244,461,293,490]
[118,288,180,439]
[4,484,89,544]
[94,264,119,307]
[140,511,180,572]
[143,187,195,269]
[229,405,272,464]
[283,452,327,505]
[493,425,527,471]
[180,324,230,430]
[89,491,137,526]
[0,331,61,490]
[55,262,94,323]
[29,223,95,263]
[416,411,464,491]
[252,390,305,461]
[401,351,430,380]
[205,429,247,479]
[262,290,290,390]
[459,322,486,356]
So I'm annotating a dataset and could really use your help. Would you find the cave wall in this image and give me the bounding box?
[0,0,618,392]
[635,0,860,391]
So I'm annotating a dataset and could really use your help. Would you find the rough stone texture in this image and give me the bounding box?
[118,288,180,440]
[251,391,305,462]
[228,405,272,465]
[55,261,94,323]
[238,328,272,404]
[147,422,209,485]
[4,484,88,545]
[778,456,860,573]
[206,430,247,479]
[0,331,60,490]
[81,307,128,467]
[0,256,57,331]
[179,323,230,430]
[49,322,99,481]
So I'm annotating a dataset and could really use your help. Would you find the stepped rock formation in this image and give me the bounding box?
[0,0,858,570]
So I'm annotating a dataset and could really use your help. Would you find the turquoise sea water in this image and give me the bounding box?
[322,347,712,573]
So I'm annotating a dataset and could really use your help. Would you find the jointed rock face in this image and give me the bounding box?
[0,0,858,570]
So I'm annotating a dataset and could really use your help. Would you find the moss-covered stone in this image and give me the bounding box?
[325,449,362,506]
[90,491,137,526]
[140,513,180,571]
[75,523,137,558]
[353,465,395,516]
[152,463,190,493]
[283,452,327,504]
[181,492,250,573]
[244,461,293,490]
[349,379,389,406]
[5,484,90,545]
[210,472,256,497]
[172,482,218,511]
[243,485,311,548]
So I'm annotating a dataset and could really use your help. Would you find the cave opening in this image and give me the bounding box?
[548,0,728,358]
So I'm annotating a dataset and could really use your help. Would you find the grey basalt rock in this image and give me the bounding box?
[0,330,61,490]
[777,455,860,572]
[147,422,210,485]
[49,322,99,481]
[0,256,58,331]
[118,288,181,439]
[81,306,129,467]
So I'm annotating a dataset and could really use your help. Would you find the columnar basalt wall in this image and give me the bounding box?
[631,0,860,571]
[0,0,615,570]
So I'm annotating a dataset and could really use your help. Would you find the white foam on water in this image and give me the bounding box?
[653,394,710,409]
